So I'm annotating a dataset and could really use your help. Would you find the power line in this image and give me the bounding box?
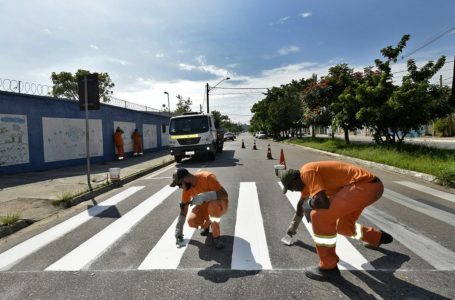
[401,26,455,60]
[215,87,270,90]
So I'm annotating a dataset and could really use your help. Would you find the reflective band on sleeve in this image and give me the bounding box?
[312,233,337,247]
[351,223,363,240]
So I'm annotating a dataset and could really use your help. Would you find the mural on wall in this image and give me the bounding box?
[43,117,103,162]
[0,114,29,166]
[142,124,157,150]
[113,121,136,154]
[161,123,169,146]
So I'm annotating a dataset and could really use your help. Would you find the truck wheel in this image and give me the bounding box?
[174,155,182,163]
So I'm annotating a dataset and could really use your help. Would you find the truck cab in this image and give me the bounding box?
[168,112,223,162]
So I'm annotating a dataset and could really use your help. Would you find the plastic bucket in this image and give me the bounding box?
[109,168,121,181]
[274,164,285,177]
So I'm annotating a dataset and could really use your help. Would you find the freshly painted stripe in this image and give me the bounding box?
[383,188,455,227]
[231,182,272,270]
[138,214,196,270]
[279,182,374,271]
[363,206,455,270]
[0,186,144,271]
[46,185,176,271]
[143,164,176,179]
[395,181,455,203]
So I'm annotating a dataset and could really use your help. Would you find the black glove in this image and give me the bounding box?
[287,214,303,236]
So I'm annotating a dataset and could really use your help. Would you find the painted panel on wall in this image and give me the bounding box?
[113,121,136,153]
[161,124,169,146]
[143,124,157,150]
[0,114,29,166]
[43,117,103,162]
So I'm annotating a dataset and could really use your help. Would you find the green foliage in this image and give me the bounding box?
[211,110,243,132]
[51,69,114,102]
[174,95,193,113]
[0,213,20,226]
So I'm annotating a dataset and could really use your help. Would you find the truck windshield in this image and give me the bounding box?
[169,116,210,135]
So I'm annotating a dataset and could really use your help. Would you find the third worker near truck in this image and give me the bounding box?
[170,168,229,249]
[280,160,393,282]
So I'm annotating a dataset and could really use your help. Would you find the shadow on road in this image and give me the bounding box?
[176,150,242,168]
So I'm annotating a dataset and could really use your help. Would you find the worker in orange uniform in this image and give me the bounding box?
[280,161,393,281]
[113,127,125,160]
[131,128,143,157]
[170,168,228,249]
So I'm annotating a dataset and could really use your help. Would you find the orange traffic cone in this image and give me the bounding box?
[242,139,246,148]
[279,149,286,169]
[266,144,273,159]
[253,140,257,150]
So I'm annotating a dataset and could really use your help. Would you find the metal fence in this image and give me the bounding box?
[0,77,160,113]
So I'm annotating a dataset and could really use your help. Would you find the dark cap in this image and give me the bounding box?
[280,169,300,194]
[170,168,189,187]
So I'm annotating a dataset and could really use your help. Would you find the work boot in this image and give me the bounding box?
[212,237,224,249]
[200,227,210,237]
[379,230,393,246]
[305,265,340,281]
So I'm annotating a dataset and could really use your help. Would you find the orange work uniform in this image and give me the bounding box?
[131,131,142,155]
[113,131,124,159]
[299,161,384,269]
[181,171,228,238]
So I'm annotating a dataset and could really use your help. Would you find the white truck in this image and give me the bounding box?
[168,112,224,163]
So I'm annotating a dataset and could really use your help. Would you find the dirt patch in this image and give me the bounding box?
[0,198,62,221]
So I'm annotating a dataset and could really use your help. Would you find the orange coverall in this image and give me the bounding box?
[299,161,384,269]
[131,131,142,155]
[181,171,228,238]
[113,131,124,159]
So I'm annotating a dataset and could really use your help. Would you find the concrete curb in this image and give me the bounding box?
[286,142,438,184]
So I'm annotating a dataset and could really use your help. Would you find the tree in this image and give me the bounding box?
[51,69,114,102]
[174,95,193,113]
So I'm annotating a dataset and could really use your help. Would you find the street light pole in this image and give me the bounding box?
[164,91,170,116]
[206,77,230,114]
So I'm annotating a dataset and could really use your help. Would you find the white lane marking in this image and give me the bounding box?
[279,182,374,271]
[384,189,455,227]
[143,164,176,179]
[231,182,272,270]
[46,185,177,271]
[363,206,455,271]
[395,181,455,203]
[0,187,144,271]
[138,214,196,270]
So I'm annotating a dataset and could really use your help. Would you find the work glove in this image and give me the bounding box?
[175,215,185,241]
[286,214,303,236]
[191,191,217,206]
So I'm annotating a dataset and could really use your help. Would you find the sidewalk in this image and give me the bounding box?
[0,150,174,236]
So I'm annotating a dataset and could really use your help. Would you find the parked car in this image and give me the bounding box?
[224,132,235,141]
[256,131,266,139]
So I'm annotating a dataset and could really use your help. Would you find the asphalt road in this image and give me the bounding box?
[1,133,454,299]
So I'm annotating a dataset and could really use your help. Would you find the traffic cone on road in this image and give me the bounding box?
[242,139,246,148]
[253,140,257,150]
[279,149,286,169]
[266,144,273,159]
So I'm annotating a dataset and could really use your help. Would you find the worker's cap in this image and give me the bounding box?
[280,169,300,194]
[170,168,189,187]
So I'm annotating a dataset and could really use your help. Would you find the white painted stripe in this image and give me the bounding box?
[231,182,272,270]
[143,164,176,179]
[279,182,374,271]
[46,185,176,271]
[0,186,144,271]
[395,181,455,203]
[138,214,196,270]
[383,188,455,227]
[363,206,455,270]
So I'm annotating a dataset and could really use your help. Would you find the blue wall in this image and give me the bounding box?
[0,91,169,174]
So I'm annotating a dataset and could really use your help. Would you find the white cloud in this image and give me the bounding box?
[41,28,52,35]
[179,56,232,77]
[155,53,164,58]
[90,44,99,50]
[270,16,291,26]
[278,45,300,56]
[105,57,130,66]
[300,12,312,18]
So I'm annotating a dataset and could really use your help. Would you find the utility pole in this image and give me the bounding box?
[206,83,210,114]
[450,56,455,136]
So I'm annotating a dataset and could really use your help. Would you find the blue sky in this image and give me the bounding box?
[1,0,454,123]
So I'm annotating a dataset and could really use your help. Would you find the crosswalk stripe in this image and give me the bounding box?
[143,164,175,179]
[138,214,196,270]
[383,189,455,227]
[279,182,375,271]
[395,181,455,203]
[46,185,176,271]
[231,182,272,270]
[363,206,455,270]
[0,186,144,271]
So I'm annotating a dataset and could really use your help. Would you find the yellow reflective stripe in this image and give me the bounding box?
[170,134,199,139]
[312,233,337,246]
[351,223,363,240]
